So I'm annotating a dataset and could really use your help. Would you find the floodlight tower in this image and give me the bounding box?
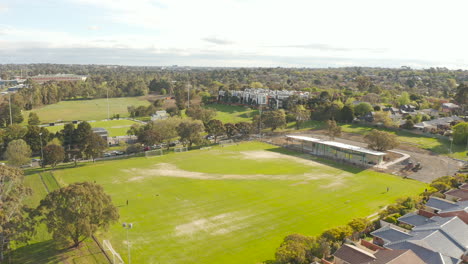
[122,222,133,264]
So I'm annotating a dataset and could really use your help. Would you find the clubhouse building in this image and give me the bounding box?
[286,135,386,166]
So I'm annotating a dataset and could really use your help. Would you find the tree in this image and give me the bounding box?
[364,130,399,151]
[321,225,353,242]
[340,105,354,123]
[262,110,286,131]
[292,105,309,129]
[60,123,76,151]
[235,122,252,138]
[0,166,33,261]
[224,123,238,138]
[24,125,49,153]
[27,112,41,125]
[74,121,93,152]
[152,117,182,149]
[454,83,468,105]
[326,120,342,140]
[0,103,23,127]
[177,120,205,148]
[452,122,468,145]
[37,182,119,247]
[43,144,65,168]
[83,133,107,161]
[205,119,225,143]
[398,92,411,106]
[347,218,370,240]
[354,102,373,117]
[275,234,316,264]
[373,111,394,127]
[4,139,32,167]
[185,106,216,125]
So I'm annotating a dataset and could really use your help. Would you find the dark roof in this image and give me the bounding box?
[334,244,376,264]
[444,189,468,201]
[370,225,412,244]
[425,197,468,213]
[374,215,468,264]
[373,249,425,264]
[398,212,435,227]
[333,244,425,264]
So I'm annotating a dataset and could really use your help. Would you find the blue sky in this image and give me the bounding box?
[1,0,468,68]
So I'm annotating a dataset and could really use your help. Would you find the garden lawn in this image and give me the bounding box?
[24,97,150,123]
[204,104,258,123]
[45,119,141,137]
[46,141,426,264]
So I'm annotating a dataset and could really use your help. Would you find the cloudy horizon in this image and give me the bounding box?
[1,0,468,69]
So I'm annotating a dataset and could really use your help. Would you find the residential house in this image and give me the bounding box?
[333,242,425,264]
[151,110,169,121]
[413,116,463,131]
[422,197,468,224]
[371,214,468,264]
[442,103,460,114]
[218,88,309,109]
[92,127,108,141]
[445,189,468,202]
[399,105,416,114]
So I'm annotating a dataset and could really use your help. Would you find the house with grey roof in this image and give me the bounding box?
[333,242,425,264]
[423,197,468,224]
[414,116,463,131]
[371,214,468,264]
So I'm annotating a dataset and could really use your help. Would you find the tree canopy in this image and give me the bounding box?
[37,182,119,247]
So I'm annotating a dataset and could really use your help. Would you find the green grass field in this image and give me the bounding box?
[205,104,258,123]
[45,119,141,137]
[41,141,427,264]
[24,97,150,123]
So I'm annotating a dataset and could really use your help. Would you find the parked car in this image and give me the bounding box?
[115,151,125,155]
[20,163,33,168]
[103,153,112,157]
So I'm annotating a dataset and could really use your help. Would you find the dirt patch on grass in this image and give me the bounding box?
[175,212,251,237]
[124,163,331,182]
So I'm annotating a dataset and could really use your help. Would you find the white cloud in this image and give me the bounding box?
[2,0,468,67]
[0,4,9,12]
[87,25,101,31]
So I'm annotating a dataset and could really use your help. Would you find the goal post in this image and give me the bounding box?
[145,149,163,158]
[174,146,188,153]
[103,240,124,264]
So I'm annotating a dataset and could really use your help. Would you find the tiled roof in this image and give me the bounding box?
[370,225,412,244]
[374,214,468,264]
[444,188,468,201]
[397,212,435,227]
[333,244,375,264]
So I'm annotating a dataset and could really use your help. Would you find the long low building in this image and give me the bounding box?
[286,135,386,166]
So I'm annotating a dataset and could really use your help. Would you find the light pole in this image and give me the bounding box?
[449,136,453,155]
[122,222,133,264]
[8,93,12,126]
[107,87,110,120]
[39,132,44,166]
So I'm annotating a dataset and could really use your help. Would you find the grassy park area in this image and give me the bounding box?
[45,119,141,137]
[24,97,150,124]
[205,104,258,123]
[15,141,426,264]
